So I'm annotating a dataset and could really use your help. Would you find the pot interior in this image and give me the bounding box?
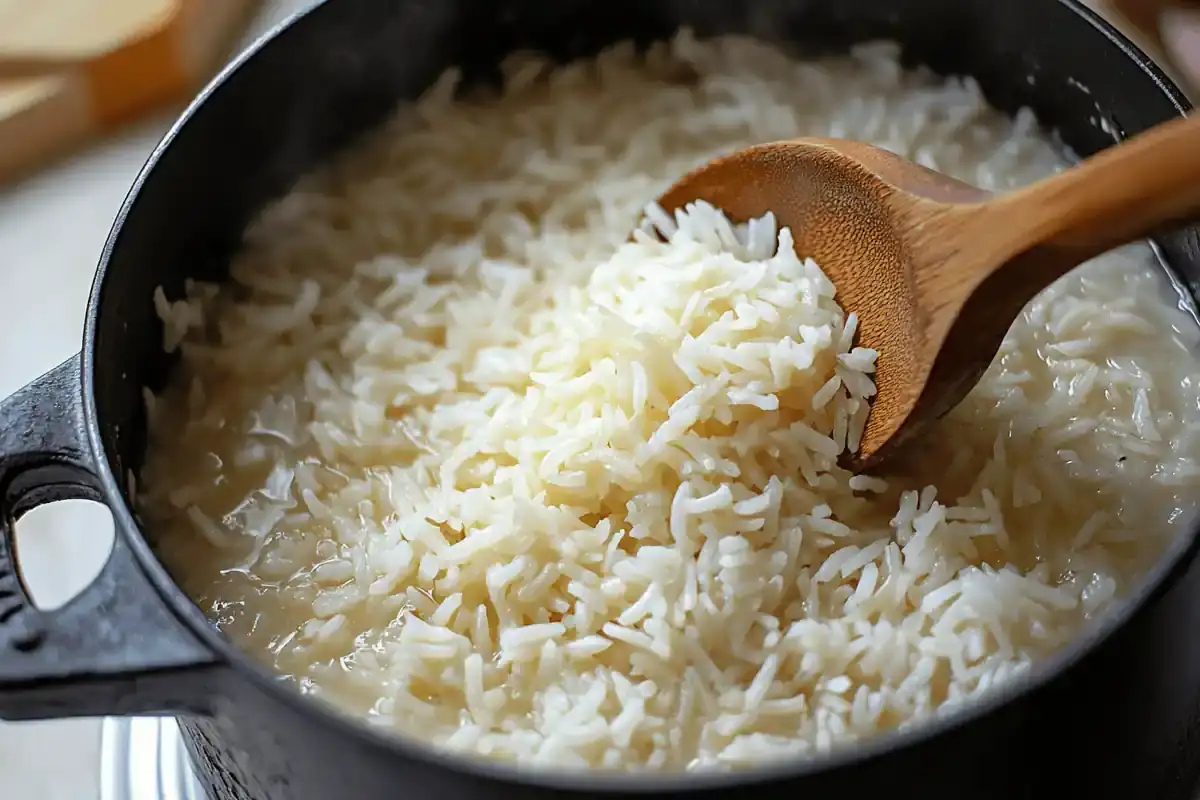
[87,0,1200,778]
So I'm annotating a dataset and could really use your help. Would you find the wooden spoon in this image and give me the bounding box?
[654,114,1200,472]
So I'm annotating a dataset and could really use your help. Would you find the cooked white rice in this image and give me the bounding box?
[138,34,1200,771]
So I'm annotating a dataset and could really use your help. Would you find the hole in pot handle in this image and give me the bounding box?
[0,355,220,720]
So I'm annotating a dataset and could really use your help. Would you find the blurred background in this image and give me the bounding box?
[0,1,1192,798]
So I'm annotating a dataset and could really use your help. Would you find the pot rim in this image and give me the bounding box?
[80,0,1199,790]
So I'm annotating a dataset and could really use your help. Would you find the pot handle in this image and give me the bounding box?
[0,355,220,720]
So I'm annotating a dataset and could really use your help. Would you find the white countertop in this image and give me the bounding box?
[0,2,1172,798]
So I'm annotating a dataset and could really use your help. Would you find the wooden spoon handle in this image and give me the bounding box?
[985,113,1200,269]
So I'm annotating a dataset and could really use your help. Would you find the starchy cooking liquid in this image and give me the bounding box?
[138,35,1200,771]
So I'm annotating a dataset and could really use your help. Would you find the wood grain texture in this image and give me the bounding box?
[657,115,1200,471]
[0,0,175,62]
[0,0,258,184]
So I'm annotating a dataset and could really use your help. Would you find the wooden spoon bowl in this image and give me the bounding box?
[655,115,1200,471]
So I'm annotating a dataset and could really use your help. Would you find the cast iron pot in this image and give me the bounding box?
[1,0,1198,798]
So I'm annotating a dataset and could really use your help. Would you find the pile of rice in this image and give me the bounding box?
[139,34,1200,771]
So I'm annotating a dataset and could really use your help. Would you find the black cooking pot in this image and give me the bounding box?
[0,0,1198,798]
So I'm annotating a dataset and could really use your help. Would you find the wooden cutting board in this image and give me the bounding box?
[0,0,259,184]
